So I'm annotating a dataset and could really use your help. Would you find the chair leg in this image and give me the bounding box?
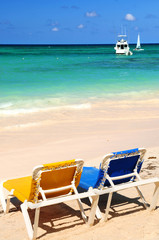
[0,182,7,213]
[21,201,34,240]
[150,182,159,211]
[33,207,40,240]
[73,186,87,223]
[104,192,113,222]
[76,198,87,223]
[89,196,102,219]
[135,186,148,209]
[88,195,99,226]
[6,196,11,213]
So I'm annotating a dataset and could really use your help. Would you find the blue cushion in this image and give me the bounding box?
[79,167,104,190]
[79,148,142,190]
[104,155,140,185]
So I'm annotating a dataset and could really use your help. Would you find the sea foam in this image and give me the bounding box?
[0,103,91,116]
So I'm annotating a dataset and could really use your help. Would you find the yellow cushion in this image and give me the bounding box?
[3,176,33,203]
[41,167,81,198]
[41,159,81,198]
[3,160,82,203]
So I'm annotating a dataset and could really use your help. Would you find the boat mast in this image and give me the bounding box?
[136,34,140,49]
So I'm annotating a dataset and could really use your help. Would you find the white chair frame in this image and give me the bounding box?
[0,159,95,240]
[1,154,159,239]
[87,148,159,226]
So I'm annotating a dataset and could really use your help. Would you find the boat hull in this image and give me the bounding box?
[133,48,144,51]
[114,36,133,56]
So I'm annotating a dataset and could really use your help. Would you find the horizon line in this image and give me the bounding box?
[0,43,159,46]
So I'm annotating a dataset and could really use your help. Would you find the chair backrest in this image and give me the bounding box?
[28,159,84,203]
[96,148,146,189]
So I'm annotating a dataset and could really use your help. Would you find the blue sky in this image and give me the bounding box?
[1,0,159,44]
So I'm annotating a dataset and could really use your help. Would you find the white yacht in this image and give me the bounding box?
[114,34,133,55]
[133,34,144,51]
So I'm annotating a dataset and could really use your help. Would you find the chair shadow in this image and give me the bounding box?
[8,198,88,239]
[6,189,158,239]
[6,197,22,212]
[77,186,150,222]
[31,203,89,239]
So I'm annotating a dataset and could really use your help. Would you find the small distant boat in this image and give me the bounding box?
[133,34,144,51]
[114,34,133,55]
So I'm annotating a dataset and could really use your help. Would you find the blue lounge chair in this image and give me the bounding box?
[78,148,159,225]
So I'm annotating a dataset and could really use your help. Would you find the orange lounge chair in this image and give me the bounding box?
[0,159,93,240]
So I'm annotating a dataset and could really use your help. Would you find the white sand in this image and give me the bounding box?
[0,99,159,239]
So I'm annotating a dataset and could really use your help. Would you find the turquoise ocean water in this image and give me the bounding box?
[0,44,159,115]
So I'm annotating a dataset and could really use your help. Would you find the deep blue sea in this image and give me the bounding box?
[0,44,159,115]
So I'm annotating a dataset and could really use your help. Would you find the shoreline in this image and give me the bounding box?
[0,88,159,117]
[1,96,159,126]
[0,97,159,181]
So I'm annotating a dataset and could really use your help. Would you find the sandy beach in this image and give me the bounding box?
[0,99,159,240]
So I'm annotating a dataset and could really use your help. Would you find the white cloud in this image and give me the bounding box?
[86,11,98,17]
[78,24,84,29]
[125,13,136,21]
[52,27,59,32]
